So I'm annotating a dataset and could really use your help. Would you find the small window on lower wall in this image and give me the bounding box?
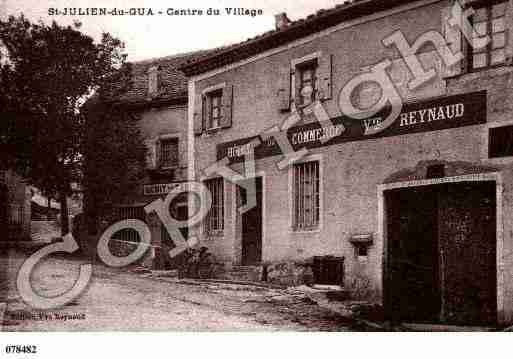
[489,125,513,158]
[204,178,224,236]
[356,245,368,257]
[293,161,320,231]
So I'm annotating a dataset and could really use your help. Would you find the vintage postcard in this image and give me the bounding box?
[0,0,512,354]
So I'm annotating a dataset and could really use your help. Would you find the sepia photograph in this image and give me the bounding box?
[0,0,512,356]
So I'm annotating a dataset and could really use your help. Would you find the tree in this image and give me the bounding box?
[0,15,145,236]
[82,102,147,235]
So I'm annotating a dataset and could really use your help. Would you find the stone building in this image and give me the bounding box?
[179,0,513,325]
[0,169,31,241]
[104,51,209,267]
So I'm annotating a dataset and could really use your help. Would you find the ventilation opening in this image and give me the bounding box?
[312,256,344,285]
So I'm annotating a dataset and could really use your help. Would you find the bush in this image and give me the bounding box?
[176,246,216,279]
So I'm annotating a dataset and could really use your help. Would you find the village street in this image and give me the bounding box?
[0,248,357,331]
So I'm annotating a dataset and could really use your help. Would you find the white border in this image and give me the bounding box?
[377,172,505,324]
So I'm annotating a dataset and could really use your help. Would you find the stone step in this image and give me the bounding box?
[221,265,263,282]
[231,265,261,272]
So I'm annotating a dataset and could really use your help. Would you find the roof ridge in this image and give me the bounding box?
[180,0,414,76]
[130,49,212,65]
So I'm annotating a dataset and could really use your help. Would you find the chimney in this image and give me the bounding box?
[274,12,291,30]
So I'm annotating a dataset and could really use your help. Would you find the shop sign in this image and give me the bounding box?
[217,91,487,164]
[143,182,186,196]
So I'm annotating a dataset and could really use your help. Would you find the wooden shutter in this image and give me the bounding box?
[144,139,157,169]
[505,0,513,64]
[294,66,302,106]
[220,85,233,128]
[277,66,292,111]
[317,54,333,100]
[442,2,466,77]
[193,94,205,135]
[155,140,162,168]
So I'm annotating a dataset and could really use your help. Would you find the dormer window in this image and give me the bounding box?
[148,65,160,97]
[470,1,507,70]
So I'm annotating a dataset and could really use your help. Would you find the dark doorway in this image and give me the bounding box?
[385,181,497,325]
[238,177,263,266]
[385,185,441,323]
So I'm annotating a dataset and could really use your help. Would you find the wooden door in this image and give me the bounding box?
[239,177,263,265]
[438,182,497,325]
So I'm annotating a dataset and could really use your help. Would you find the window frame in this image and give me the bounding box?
[481,119,513,164]
[297,60,318,106]
[113,206,147,244]
[291,52,322,109]
[159,137,179,169]
[207,89,224,130]
[488,124,513,159]
[469,0,508,72]
[201,83,226,133]
[203,177,225,236]
[289,155,323,233]
[148,66,160,96]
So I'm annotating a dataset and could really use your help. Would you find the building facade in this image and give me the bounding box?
[180,0,513,325]
[107,51,207,267]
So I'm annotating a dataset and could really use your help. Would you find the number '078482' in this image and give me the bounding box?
[5,345,37,354]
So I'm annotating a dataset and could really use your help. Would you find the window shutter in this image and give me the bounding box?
[148,66,160,97]
[505,1,513,64]
[144,139,157,169]
[317,54,333,100]
[442,3,465,77]
[193,94,204,135]
[155,140,162,168]
[277,66,292,111]
[220,85,233,128]
[294,66,302,106]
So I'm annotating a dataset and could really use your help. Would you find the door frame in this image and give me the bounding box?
[232,172,266,265]
[377,172,504,324]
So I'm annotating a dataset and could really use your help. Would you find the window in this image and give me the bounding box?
[470,1,507,70]
[297,60,318,106]
[293,161,320,230]
[489,125,513,158]
[8,204,23,226]
[195,84,233,135]
[159,138,179,168]
[148,66,160,96]
[356,245,368,258]
[113,206,146,244]
[207,89,223,130]
[204,178,224,235]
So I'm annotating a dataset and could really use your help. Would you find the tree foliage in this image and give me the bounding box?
[0,15,146,235]
[82,102,147,232]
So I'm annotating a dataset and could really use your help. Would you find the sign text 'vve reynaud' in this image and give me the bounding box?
[217,91,487,164]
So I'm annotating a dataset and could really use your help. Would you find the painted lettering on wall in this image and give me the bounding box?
[217,91,486,164]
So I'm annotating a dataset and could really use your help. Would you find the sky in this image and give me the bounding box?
[2,0,344,61]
